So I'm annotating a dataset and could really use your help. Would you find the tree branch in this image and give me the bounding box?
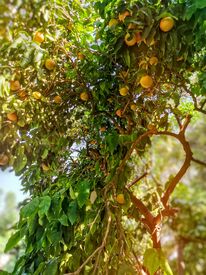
[192,157,206,167]
[126,172,148,189]
[65,203,112,275]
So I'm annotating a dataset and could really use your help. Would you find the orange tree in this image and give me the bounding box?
[1,0,206,274]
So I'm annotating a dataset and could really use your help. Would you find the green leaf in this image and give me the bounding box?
[59,213,69,226]
[4,231,22,252]
[68,200,78,225]
[143,248,160,275]
[43,259,58,275]
[33,262,46,275]
[105,131,119,154]
[20,197,40,218]
[159,251,173,275]
[38,196,51,218]
[77,180,90,208]
[13,146,27,173]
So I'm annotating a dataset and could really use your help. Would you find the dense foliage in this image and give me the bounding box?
[0,0,206,274]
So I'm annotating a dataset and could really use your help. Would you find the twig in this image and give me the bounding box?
[192,157,206,167]
[65,204,112,275]
[127,172,148,189]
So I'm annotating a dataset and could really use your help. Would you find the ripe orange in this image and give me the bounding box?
[45,59,56,70]
[18,90,27,98]
[7,112,18,122]
[0,153,9,166]
[54,95,62,104]
[118,11,130,22]
[116,109,122,117]
[100,126,106,132]
[149,56,158,66]
[140,75,153,89]
[130,103,137,111]
[33,31,44,43]
[10,80,21,91]
[32,91,42,100]
[80,92,89,101]
[108,19,118,27]
[116,194,125,204]
[128,23,136,30]
[119,86,129,96]
[124,33,136,46]
[135,32,142,43]
[41,163,50,172]
[77,52,85,60]
[159,17,174,32]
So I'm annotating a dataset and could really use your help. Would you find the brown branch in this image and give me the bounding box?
[65,204,112,275]
[192,157,206,167]
[156,115,193,207]
[127,172,148,189]
[118,131,152,173]
[126,189,154,231]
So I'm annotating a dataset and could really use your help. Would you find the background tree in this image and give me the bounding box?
[0,0,206,274]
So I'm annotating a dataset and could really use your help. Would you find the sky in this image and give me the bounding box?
[0,169,27,209]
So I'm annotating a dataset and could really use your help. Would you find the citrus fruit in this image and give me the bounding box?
[77,52,85,60]
[116,109,122,117]
[124,33,136,46]
[159,17,174,32]
[119,86,129,96]
[10,80,21,91]
[140,75,153,88]
[7,112,18,122]
[118,11,130,22]
[108,19,118,27]
[41,163,50,172]
[0,154,9,166]
[100,126,106,132]
[54,95,62,104]
[128,23,136,30]
[33,31,44,43]
[135,32,142,43]
[149,56,158,66]
[130,103,137,111]
[45,59,56,70]
[116,194,125,204]
[80,92,89,101]
[32,91,42,100]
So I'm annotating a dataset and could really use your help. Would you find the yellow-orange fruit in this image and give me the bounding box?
[0,154,9,166]
[80,92,89,101]
[149,56,158,66]
[10,80,21,91]
[41,163,50,172]
[54,95,62,104]
[33,31,44,43]
[159,17,174,32]
[119,86,129,96]
[124,33,136,46]
[77,52,85,60]
[135,32,142,43]
[118,11,130,22]
[108,19,118,27]
[100,126,106,132]
[7,112,18,122]
[128,23,136,30]
[32,91,42,100]
[45,59,56,70]
[140,75,153,89]
[116,194,125,204]
[116,109,122,117]
[130,103,137,111]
